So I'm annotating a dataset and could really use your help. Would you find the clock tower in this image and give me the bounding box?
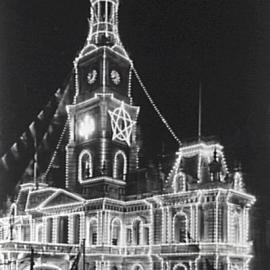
[66,0,140,199]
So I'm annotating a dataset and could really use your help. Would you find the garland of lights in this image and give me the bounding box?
[131,65,182,145]
[42,120,69,181]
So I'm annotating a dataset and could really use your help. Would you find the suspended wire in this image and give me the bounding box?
[42,119,69,181]
[131,64,182,146]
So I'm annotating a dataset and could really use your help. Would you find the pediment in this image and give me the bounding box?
[41,189,84,209]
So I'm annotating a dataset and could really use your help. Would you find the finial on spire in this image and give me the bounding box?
[88,0,120,46]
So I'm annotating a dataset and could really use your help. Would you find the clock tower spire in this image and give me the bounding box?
[65,0,140,200]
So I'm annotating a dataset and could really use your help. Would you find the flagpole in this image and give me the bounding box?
[33,128,38,189]
[198,81,202,142]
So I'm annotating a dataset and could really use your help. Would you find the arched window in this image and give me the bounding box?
[173,264,187,270]
[133,219,142,245]
[174,213,187,243]
[46,218,53,243]
[111,219,121,246]
[133,265,144,270]
[58,216,68,243]
[173,173,186,192]
[113,151,127,180]
[89,219,98,245]
[74,215,80,244]
[79,150,93,182]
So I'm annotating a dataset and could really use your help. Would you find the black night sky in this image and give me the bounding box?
[0,0,270,201]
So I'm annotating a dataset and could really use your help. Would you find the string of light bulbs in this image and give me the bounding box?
[131,65,182,145]
[42,120,69,181]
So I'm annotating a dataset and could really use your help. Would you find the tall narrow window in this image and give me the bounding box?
[74,215,80,244]
[233,214,241,243]
[126,228,132,245]
[89,219,98,245]
[133,220,142,245]
[144,227,149,245]
[22,225,30,242]
[46,218,53,243]
[113,151,127,180]
[58,216,68,243]
[36,224,43,242]
[174,214,187,243]
[111,219,121,246]
[100,1,106,22]
[173,173,186,193]
[79,150,93,182]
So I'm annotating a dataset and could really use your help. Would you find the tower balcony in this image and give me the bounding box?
[199,242,253,255]
[156,243,200,254]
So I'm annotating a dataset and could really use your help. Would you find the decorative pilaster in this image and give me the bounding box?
[68,215,74,244]
[30,219,35,242]
[190,205,194,241]
[161,207,166,243]
[107,212,111,245]
[167,207,172,243]
[52,217,58,243]
[42,217,46,242]
[80,213,85,242]
[98,211,102,245]
[195,204,199,241]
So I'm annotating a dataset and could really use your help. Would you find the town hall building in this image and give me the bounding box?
[0,1,255,270]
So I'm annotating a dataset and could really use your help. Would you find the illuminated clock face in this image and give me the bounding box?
[87,69,97,85]
[110,70,120,85]
[78,114,95,140]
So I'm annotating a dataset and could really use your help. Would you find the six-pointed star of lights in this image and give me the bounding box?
[108,103,136,146]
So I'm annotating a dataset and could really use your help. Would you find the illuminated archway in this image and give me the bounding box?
[79,150,93,182]
[113,150,127,180]
[111,218,122,246]
[132,217,144,245]
[173,213,188,243]
[173,263,187,270]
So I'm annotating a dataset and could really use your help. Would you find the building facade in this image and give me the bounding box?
[0,1,255,270]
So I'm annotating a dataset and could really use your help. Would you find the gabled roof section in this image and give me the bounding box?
[39,189,84,209]
[26,188,57,211]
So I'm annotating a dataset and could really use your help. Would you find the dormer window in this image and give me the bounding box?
[173,173,186,193]
[79,150,93,182]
